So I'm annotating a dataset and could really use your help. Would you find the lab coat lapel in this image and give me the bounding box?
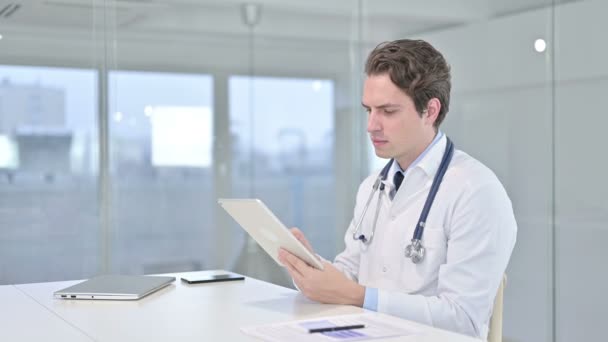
[390,171,431,215]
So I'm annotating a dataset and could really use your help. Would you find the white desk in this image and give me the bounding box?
[0,285,90,341]
[7,271,480,341]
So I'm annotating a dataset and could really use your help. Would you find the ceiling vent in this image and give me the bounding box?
[44,0,162,10]
[0,3,21,18]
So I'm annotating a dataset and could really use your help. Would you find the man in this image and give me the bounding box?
[277,39,517,339]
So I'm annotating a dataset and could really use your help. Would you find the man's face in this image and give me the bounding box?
[362,73,436,168]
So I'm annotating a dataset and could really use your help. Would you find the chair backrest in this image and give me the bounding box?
[487,274,507,342]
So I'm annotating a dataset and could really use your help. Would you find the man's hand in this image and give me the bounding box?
[289,227,314,254]
[278,246,365,306]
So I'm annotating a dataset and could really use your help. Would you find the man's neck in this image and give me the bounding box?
[396,131,438,171]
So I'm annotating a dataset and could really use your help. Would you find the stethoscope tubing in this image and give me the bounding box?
[351,137,454,263]
[412,138,454,240]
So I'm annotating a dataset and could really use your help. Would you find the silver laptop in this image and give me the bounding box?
[54,275,175,300]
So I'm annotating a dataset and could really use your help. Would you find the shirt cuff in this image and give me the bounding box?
[363,287,378,311]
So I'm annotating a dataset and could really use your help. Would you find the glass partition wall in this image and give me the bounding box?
[0,1,101,284]
[1,1,606,341]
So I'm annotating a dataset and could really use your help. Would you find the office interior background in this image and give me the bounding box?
[0,0,605,341]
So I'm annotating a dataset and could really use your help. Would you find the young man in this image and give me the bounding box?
[278,39,517,339]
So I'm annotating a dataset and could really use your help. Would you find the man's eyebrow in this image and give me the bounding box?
[361,102,401,109]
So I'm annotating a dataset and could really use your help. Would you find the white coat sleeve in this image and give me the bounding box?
[377,181,517,339]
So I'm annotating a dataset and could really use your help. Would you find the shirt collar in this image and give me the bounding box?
[416,132,448,178]
[386,131,445,184]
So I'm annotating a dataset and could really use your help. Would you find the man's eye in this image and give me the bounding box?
[384,109,396,114]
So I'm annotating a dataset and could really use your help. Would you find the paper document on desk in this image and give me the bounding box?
[241,312,421,341]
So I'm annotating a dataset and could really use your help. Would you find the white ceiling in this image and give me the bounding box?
[0,0,580,44]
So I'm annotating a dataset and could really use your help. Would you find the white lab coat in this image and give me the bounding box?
[334,135,517,340]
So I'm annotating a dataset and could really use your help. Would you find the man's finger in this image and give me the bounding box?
[280,248,313,276]
[290,227,303,236]
[290,228,314,252]
[290,228,306,245]
[279,248,304,278]
[284,259,305,284]
[283,259,309,295]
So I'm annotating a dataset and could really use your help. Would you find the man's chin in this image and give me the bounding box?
[373,150,391,159]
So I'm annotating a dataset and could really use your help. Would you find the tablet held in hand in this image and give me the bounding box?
[218,198,324,270]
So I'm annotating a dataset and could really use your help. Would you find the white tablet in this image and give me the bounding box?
[218,198,324,270]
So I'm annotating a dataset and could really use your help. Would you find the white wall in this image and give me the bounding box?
[422,1,607,341]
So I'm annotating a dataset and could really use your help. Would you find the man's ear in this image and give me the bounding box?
[424,98,441,126]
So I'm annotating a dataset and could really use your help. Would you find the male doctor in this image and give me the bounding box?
[277,39,517,340]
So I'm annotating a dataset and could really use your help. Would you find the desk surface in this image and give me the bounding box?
[0,285,90,341]
[5,271,479,341]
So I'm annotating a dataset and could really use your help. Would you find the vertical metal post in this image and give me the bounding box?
[550,1,557,341]
[213,73,233,268]
[95,0,111,275]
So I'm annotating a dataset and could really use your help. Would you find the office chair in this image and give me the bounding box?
[487,274,507,342]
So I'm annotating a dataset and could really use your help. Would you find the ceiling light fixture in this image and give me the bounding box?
[534,39,546,53]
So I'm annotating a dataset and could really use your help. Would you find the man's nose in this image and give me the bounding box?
[367,111,380,132]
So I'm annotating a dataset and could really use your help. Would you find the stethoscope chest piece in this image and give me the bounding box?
[405,239,425,264]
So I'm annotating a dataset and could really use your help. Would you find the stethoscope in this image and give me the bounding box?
[351,137,454,264]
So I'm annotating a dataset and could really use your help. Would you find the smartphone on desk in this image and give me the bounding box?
[181,273,245,284]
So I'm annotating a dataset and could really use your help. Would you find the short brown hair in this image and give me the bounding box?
[365,39,451,127]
